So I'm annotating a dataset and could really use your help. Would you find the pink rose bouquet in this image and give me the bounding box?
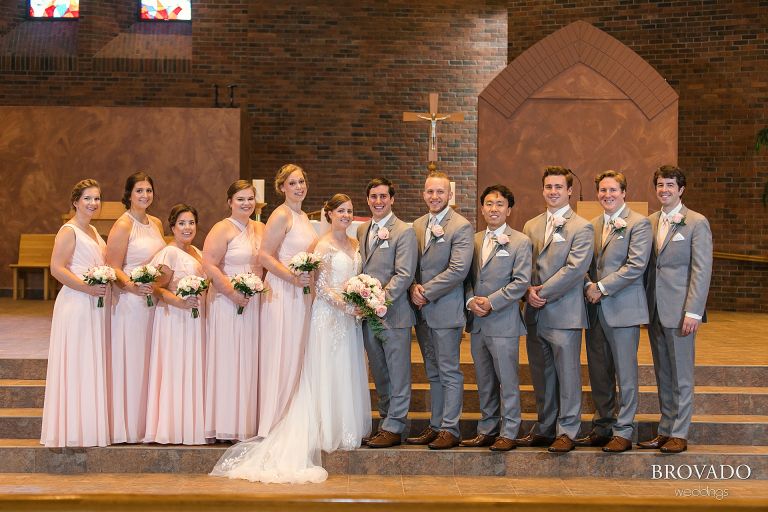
[176,275,209,318]
[231,272,266,314]
[288,251,322,294]
[130,264,162,307]
[342,273,391,342]
[83,265,116,308]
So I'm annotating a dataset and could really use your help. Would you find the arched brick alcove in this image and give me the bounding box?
[478,20,678,229]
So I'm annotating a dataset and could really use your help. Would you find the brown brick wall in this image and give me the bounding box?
[0,0,765,311]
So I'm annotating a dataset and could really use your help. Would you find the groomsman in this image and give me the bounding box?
[357,177,418,448]
[518,166,594,452]
[639,165,712,454]
[460,185,531,452]
[409,171,473,450]
[576,171,652,453]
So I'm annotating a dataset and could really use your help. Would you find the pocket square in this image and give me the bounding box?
[379,241,389,248]
[437,238,446,243]
[672,233,685,242]
[617,235,625,240]
[496,249,510,257]
[552,233,566,243]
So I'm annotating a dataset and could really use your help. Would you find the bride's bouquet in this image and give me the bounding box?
[342,274,391,341]
[130,264,163,307]
[82,265,116,308]
[288,251,322,294]
[231,272,266,314]
[176,275,209,318]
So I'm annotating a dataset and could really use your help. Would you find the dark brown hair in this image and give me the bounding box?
[323,193,352,222]
[653,165,686,190]
[122,171,155,209]
[168,203,199,227]
[227,180,255,201]
[366,177,395,197]
[542,166,573,188]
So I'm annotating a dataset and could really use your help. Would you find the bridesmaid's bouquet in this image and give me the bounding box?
[130,264,163,307]
[82,265,116,308]
[342,274,391,341]
[176,276,209,319]
[288,251,322,295]
[231,272,266,314]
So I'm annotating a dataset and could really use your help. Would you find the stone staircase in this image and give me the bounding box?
[0,355,766,477]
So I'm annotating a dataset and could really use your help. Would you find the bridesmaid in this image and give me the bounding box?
[144,204,206,445]
[258,163,318,436]
[203,180,264,441]
[41,179,110,447]
[106,171,166,444]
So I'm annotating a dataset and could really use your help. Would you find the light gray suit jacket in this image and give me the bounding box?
[587,207,652,328]
[357,215,418,329]
[523,208,594,329]
[465,226,532,338]
[646,205,713,329]
[413,208,474,329]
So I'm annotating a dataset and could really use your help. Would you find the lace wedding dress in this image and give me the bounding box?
[210,239,371,483]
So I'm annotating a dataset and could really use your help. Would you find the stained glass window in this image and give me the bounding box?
[29,0,79,18]
[140,1,191,21]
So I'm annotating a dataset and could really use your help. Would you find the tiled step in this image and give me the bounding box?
[5,408,767,445]
[6,358,767,387]
[0,439,765,478]
[378,384,768,416]
[0,380,45,408]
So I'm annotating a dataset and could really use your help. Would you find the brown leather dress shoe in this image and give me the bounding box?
[602,436,632,453]
[367,429,401,448]
[428,431,460,450]
[574,430,611,447]
[489,437,517,452]
[515,432,555,447]
[637,434,670,449]
[660,437,688,454]
[361,431,377,446]
[406,426,439,445]
[547,434,576,453]
[459,434,497,447]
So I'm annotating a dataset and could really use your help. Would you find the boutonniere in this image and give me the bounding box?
[670,213,686,226]
[494,233,510,246]
[610,217,627,234]
[377,227,390,241]
[553,216,566,233]
[430,224,445,240]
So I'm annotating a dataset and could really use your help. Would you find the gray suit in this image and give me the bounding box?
[646,205,712,439]
[523,208,593,439]
[413,208,474,437]
[465,226,531,439]
[585,207,652,440]
[357,215,418,434]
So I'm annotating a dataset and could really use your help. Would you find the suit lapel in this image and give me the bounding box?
[424,209,451,256]
[542,208,571,253]
[366,215,397,264]
[659,205,686,255]
[602,206,630,252]
[481,225,511,270]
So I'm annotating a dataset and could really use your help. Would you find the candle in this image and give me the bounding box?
[449,181,456,206]
[252,179,265,203]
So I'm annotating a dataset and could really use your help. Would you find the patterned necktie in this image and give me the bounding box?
[602,217,611,246]
[544,215,554,242]
[425,216,436,250]
[369,223,378,249]
[481,231,494,265]
[657,216,670,248]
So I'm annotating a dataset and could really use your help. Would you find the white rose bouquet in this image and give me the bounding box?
[342,273,391,342]
[82,265,116,308]
[176,275,209,318]
[288,251,322,294]
[130,264,163,307]
[231,272,266,314]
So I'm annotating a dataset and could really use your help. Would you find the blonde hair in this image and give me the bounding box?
[274,163,307,195]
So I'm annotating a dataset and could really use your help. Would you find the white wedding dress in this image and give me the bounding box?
[210,240,371,483]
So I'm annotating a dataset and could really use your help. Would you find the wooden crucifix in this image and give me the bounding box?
[403,93,465,169]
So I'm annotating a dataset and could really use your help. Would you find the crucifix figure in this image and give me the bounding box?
[403,93,465,169]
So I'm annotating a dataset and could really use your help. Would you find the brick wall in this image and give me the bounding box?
[507,1,768,313]
[0,0,765,311]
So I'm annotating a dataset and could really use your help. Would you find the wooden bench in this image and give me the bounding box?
[9,234,57,300]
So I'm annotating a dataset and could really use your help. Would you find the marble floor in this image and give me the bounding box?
[1,298,766,365]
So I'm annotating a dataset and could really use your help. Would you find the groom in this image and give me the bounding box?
[358,177,418,448]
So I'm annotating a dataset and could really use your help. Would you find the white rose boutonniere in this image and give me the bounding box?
[553,216,566,233]
[494,233,510,246]
[670,213,686,226]
[430,224,445,240]
[377,227,390,240]
[610,217,627,234]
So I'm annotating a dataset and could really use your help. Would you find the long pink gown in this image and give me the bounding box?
[110,212,166,443]
[144,245,206,445]
[41,224,110,447]
[205,218,260,441]
[258,207,317,436]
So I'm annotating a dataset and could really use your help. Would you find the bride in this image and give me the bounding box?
[211,193,371,483]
